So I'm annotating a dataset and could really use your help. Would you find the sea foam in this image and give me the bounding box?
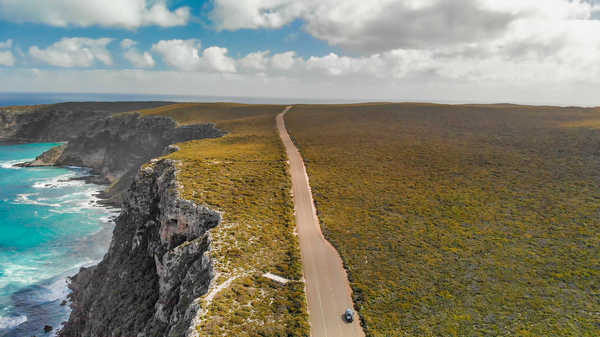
[0,159,32,170]
[0,314,27,330]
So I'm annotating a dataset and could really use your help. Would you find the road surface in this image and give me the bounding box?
[277,107,365,337]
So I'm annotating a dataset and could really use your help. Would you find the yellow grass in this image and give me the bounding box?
[286,103,600,337]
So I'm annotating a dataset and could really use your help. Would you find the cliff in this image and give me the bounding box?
[0,102,226,204]
[0,102,172,142]
[54,112,224,204]
[60,159,221,337]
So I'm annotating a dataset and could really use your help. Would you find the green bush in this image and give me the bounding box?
[286,103,600,337]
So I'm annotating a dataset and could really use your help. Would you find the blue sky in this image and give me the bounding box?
[1,0,600,105]
[0,1,337,70]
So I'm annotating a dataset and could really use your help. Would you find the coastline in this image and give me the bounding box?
[0,145,120,337]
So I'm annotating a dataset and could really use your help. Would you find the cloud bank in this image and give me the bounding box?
[29,38,113,68]
[151,40,236,73]
[0,0,190,28]
[2,1,600,105]
[121,39,155,68]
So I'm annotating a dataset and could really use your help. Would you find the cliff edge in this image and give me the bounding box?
[60,159,221,337]
[0,102,226,205]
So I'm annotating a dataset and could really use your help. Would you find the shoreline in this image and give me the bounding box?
[0,146,120,337]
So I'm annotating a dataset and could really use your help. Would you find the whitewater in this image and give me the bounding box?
[0,142,118,337]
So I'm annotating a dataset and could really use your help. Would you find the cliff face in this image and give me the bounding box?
[0,102,173,142]
[2,102,231,336]
[0,102,225,204]
[0,108,18,139]
[61,159,221,337]
[54,112,224,203]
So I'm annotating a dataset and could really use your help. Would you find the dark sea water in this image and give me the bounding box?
[0,92,359,107]
[0,143,118,337]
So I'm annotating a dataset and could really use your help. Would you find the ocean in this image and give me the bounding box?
[0,92,361,107]
[0,142,118,337]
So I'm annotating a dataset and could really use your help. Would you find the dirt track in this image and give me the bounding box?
[277,107,365,337]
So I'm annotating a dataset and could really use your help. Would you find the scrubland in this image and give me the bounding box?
[141,103,309,336]
[285,103,600,337]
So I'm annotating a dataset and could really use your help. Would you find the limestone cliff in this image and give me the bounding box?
[60,159,221,337]
[53,112,224,204]
[1,102,230,336]
[0,102,225,204]
[0,102,171,142]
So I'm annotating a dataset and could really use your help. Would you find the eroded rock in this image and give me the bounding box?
[60,160,221,337]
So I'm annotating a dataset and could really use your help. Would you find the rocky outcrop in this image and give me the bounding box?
[0,102,173,142]
[2,102,226,204]
[60,159,221,337]
[15,143,66,167]
[53,112,224,204]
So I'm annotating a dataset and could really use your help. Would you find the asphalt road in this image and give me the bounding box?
[277,107,365,337]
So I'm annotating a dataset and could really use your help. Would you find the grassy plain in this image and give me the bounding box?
[140,103,309,336]
[285,103,600,336]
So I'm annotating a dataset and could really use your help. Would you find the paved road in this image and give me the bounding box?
[277,107,365,337]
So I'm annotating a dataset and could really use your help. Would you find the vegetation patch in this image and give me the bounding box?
[285,103,600,337]
[139,103,309,337]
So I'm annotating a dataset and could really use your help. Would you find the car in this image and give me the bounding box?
[344,308,354,322]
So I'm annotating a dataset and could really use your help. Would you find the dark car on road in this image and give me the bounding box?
[344,308,354,322]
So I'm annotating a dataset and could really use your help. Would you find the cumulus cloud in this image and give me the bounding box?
[146,38,600,87]
[211,0,600,55]
[151,39,236,73]
[7,1,600,105]
[0,0,190,28]
[211,0,514,51]
[124,49,155,68]
[0,51,14,66]
[238,51,270,71]
[205,0,600,94]
[0,39,12,49]
[120,38,137,49]
[121,39,155,68]
[271,51,299,70]
[29,37,113,68]
[238,51,302,73]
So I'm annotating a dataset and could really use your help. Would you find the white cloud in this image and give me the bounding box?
[238,51,302,73]
[0,50,14,66]
[271,51,299,70]
[29,37,113,68]
[202,47,236,73]
[6,0,600,105]
[152,39,202,71]
[124,49,155,68]
[4,66,600,106]
[151,39,236,73]
[0,0,190,28]
[212,0,304,30]
[239,51,270,71]
[120,38,137,49]
[0,39,12,49]
[211,0,600,55]
[120,39,155,68]
[205,0,600,97]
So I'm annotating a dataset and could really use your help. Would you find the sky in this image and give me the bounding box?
[1,0,600,105]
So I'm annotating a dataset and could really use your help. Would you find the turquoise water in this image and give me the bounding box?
[0,143,117,337]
